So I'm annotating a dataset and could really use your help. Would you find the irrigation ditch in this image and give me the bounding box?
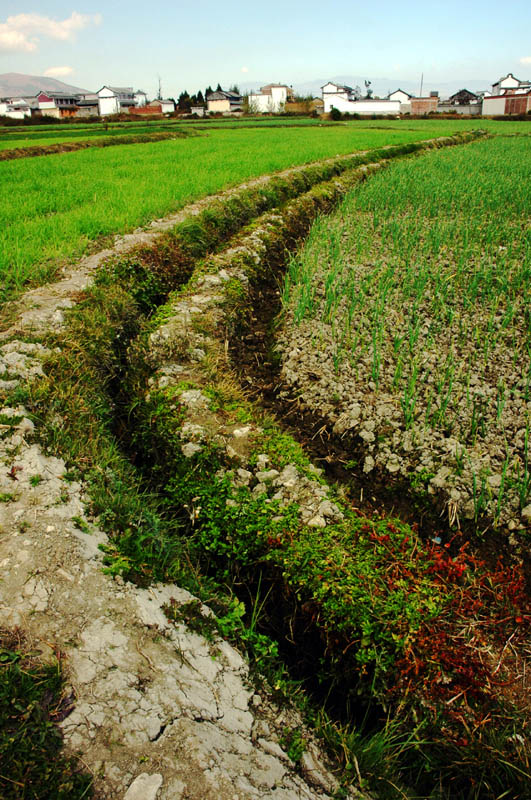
[4,129,529,798]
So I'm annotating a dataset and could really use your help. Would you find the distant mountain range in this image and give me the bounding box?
[241,75,492,99]
[0,72,89,97]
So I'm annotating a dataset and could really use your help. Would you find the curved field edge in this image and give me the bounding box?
[279,135,531,533]
[5,133,529,799]
[0,123,483,306]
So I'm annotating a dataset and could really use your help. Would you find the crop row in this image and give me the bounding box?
[280,134,531,528]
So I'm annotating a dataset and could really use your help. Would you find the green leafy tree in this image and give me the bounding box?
[178,91,191,112]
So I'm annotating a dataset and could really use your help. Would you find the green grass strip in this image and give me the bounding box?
[0,129,196,161]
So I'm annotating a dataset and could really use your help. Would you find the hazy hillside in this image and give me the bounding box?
[0,72,90,97]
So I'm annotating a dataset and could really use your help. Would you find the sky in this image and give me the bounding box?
[0,1,530,98]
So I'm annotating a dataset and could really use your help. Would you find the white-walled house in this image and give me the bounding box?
[491,73,530,95]
[321,81,400,115]
[206,90,243,114]
[134,90,148,107]
[482,95,507,115]
[148,98,175,114]
[483,90,531,116]
[321,82,355,103]
[97,86,135,116]
[387,89,412,104]
[329,97,401,115]
[248,84,291,113]
[0,98,31,119]
[323,94,400,116]
[482,73,531,115]
[159,98,175,113]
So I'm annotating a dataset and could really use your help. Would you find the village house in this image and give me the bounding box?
[386,89,412,113]
[447,88,479,105]
[321,82,355,104]
[37,91,80,118]
[0,98,32,119]
[322,82,400,115]
[129,98,175,116]
[490,73,531,95]
[437,89,481,115]
[310,97,324,114]
[482,73,531,115]
[75,94,99,117]
[483,89,531,115]
[134,90,148,107]
[248,84,293,113]
[97,86,136,116]
[387,89,412,104]
[206,90,243,115]
[155,98,175,114]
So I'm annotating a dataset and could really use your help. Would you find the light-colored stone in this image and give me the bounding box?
[181,442,203,458]
[124,773,163,800]
[255,469,280,483]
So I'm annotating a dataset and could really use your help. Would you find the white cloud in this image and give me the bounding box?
[0,11,101,53]
[0,27,36,52]
[241,66,249,73]
[44,65,74,78]
[520,56,531,65]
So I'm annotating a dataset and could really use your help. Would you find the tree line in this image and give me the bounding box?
[176,84,240,112]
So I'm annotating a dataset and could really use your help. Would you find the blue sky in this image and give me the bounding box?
[1,1,530,98]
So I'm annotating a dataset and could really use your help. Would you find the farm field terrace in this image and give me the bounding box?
[0,120,188,150]
[1,116,530,149]
[280,134,531,531]
[0,120,474,305]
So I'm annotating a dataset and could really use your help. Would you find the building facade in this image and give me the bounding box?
[248,84,292,113]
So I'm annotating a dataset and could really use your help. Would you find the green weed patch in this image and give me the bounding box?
[0,627,92,799]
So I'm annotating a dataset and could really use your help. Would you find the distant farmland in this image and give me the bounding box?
[0,117,528,305]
